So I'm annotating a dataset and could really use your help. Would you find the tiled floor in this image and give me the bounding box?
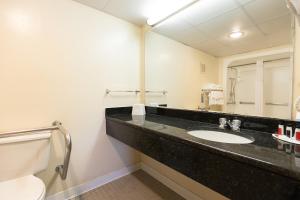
[70,170,185,200]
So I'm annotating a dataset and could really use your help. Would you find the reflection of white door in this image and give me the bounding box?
[263,59,291,119]
[235,64,256,116]
[226,58,292,119]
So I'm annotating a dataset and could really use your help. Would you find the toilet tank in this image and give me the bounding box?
[0,131,51,181]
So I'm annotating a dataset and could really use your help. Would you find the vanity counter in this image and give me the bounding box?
[106,107,300,200]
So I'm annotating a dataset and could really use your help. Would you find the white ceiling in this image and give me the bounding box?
[74,0,292,57]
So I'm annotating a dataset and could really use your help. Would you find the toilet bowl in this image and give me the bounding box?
[0,131,51,200]
[0,175,46,200]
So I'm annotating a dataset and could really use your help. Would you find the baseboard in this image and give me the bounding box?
[141,163,203,200]
[47,162,202,200]
[46,163,141,200]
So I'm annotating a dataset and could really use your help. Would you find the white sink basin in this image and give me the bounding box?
[187,130,254,144]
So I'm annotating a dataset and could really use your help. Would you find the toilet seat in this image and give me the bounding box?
[0,175,45,200]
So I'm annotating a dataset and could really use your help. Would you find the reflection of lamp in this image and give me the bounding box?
[296,96,300,121]
[286,0,300,25]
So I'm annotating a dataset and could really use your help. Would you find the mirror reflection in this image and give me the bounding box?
[145,0,297,120]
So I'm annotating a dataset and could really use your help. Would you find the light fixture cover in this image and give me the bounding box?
[287,0,300,15]
[286,0,300,25]
[229,31,243,39]
[146,0,199,27]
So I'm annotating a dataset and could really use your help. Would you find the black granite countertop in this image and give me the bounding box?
[107,112,300,182]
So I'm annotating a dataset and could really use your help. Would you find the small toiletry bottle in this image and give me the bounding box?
[294,124,300,141]
[278,124,284,135]
[286,125,293,138]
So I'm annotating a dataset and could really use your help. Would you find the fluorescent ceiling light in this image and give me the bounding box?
[229,31,243,39]
[146,0,200,27]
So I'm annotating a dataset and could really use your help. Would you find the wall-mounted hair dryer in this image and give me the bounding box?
[286,0,300,25]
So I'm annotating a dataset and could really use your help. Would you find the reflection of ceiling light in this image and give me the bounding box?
[229,31,243,39]
[6,11,32,33]
[146,0,200,27]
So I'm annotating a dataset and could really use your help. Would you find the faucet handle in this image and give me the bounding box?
[219,118,227,129]
[230,119,241,132]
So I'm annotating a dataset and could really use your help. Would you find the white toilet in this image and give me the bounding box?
[0,131,52,200]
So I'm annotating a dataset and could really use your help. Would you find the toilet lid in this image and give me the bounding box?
[0,175,45,200]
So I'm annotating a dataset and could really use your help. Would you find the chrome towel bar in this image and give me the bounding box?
[239,101,255,105]
[201,89,223,92]
[0,121,72,180]
[105,89,140,95]
[145,90,168,95]
[265,102,289,106]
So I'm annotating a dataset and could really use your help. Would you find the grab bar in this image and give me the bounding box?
[0,121,72,180]
[53,121,72,180]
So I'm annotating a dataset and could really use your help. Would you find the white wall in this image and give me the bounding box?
[145,31,219,110]
[0,0,141,196]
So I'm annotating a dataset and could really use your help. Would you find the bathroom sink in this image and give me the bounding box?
[187,130,254,144]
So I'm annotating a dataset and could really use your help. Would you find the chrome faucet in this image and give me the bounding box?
[219,118,241,132]
[219,118,227,129]
[227,119,241,132]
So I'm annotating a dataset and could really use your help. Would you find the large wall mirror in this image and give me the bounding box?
[144,0,297,120]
